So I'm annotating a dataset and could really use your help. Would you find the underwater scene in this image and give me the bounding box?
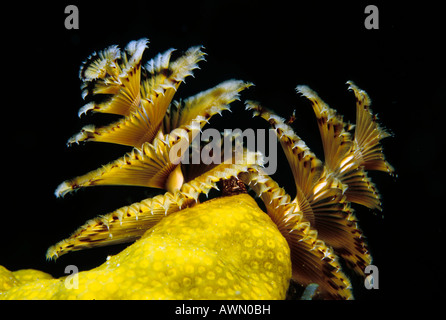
[1,1,443,303]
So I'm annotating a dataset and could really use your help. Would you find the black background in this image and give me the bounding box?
[1,1,444,300]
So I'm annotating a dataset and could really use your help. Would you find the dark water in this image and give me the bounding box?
[2,1,444,300]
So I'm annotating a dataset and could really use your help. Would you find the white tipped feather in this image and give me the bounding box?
[78,102,95,117]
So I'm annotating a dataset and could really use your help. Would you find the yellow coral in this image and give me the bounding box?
[0,194,291,300]
[1,38,393,300]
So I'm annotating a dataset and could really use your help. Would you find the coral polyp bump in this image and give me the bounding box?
[0,38,393,300]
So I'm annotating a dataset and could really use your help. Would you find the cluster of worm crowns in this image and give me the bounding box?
[49,38,394,299]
